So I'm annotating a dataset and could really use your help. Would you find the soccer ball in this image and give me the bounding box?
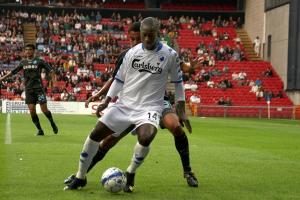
[101,167,126,193]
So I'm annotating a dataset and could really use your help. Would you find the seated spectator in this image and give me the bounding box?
[13,84,23,96]
[250,85,259,93]
[68,92,76,101]
[211,68,222,76]
[264,90,273,102]
[224,78,232,88]
[223,65,229,74]
[275,90,284,98]
[184,82,191,90]
[234,36,241,44]
[263,67,273,77]
[238,70,247,80]
[86,82,93,91]
[224,97,232,106]
[256,87,264,100]
[231,71,239,80]
[255,77,262,87]
[217,97,226,105]
[248,79,255,87]
[218,80,227,90]
[61,89,70,101]
[190,93,201,103]
[190,81,198,91]
[207,80,215,88]
[73,85,81,94]
[208,56,215,66]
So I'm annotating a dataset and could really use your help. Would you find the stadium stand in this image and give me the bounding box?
[0,4,294,118]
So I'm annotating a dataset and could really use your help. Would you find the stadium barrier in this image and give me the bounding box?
[0,100,108,115]
[1,100,298,120]
[190,103,297,119]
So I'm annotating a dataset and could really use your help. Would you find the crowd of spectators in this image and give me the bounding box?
[1,9,283,106]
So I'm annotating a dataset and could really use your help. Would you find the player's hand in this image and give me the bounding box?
[85,96,97,108]
[85,96,93,108]
[179,114,192,134]
[183,118,192,133]
[95,102,109,118]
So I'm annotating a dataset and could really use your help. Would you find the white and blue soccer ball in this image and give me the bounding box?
[101,167,126,193]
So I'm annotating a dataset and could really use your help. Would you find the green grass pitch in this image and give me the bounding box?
[1,114,300,200]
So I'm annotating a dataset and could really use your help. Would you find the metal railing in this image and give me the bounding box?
[189,103,299,119]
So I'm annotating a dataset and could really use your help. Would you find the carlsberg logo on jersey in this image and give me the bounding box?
[132,58,162,74]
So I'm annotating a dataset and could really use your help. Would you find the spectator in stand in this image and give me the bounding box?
[255,77,262,87]
[68,91,76,101]
[217,97,226,105]
[253,36,261,57]
[190,93,201,104]
[207,80,215,88]
[223,65,229,74]
[73,84,81,94]
[276,91,284,98]
[263,67,273,77]
[13,84,23,96]
[190,81,198,91]
[231,71,239,80]
[238,70,247,80]
[264,90,273,102]
[256,87,264,100]
[218,79,227,90]
[224,97,232,106]
[61,89,69,101]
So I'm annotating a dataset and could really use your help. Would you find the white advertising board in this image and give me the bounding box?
[1,100,109,115]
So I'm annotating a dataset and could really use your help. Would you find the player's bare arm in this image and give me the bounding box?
[85,78,114,108]
[0,71,12,82]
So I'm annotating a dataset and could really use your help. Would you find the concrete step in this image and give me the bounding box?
[23,23,37,45]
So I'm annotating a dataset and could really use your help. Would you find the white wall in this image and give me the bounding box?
[244,0,265,43]
[265,4,290,89]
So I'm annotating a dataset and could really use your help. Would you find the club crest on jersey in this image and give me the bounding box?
[132,58,162,74]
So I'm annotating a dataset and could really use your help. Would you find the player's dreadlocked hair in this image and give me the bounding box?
[128,22,141,32]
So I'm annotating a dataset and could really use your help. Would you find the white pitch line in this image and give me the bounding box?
[5,113,12,144]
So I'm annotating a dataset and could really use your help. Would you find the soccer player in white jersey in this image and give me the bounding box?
[64,22,198,191]
[64,17,189,191]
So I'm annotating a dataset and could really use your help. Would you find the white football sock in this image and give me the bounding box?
[126,142,150,174]
[76,136,99,179]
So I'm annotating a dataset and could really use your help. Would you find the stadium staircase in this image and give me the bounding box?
[236,29,261,61]
[23,23,36,44]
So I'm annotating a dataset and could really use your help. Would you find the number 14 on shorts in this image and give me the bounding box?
[147,111,160,124]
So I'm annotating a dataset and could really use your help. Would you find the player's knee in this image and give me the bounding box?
[29,109,37,116]
[138,136,152,146]
[90,129,101,142]
[90,122,113,142]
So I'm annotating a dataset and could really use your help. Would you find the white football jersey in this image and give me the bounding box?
[115,42,182,112]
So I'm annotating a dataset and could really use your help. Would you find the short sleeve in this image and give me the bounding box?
[115,50,130,83]
[169,52,183,83]
[11,61,24,75]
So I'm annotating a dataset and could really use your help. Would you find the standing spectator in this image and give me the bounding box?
[253,36,261,57]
